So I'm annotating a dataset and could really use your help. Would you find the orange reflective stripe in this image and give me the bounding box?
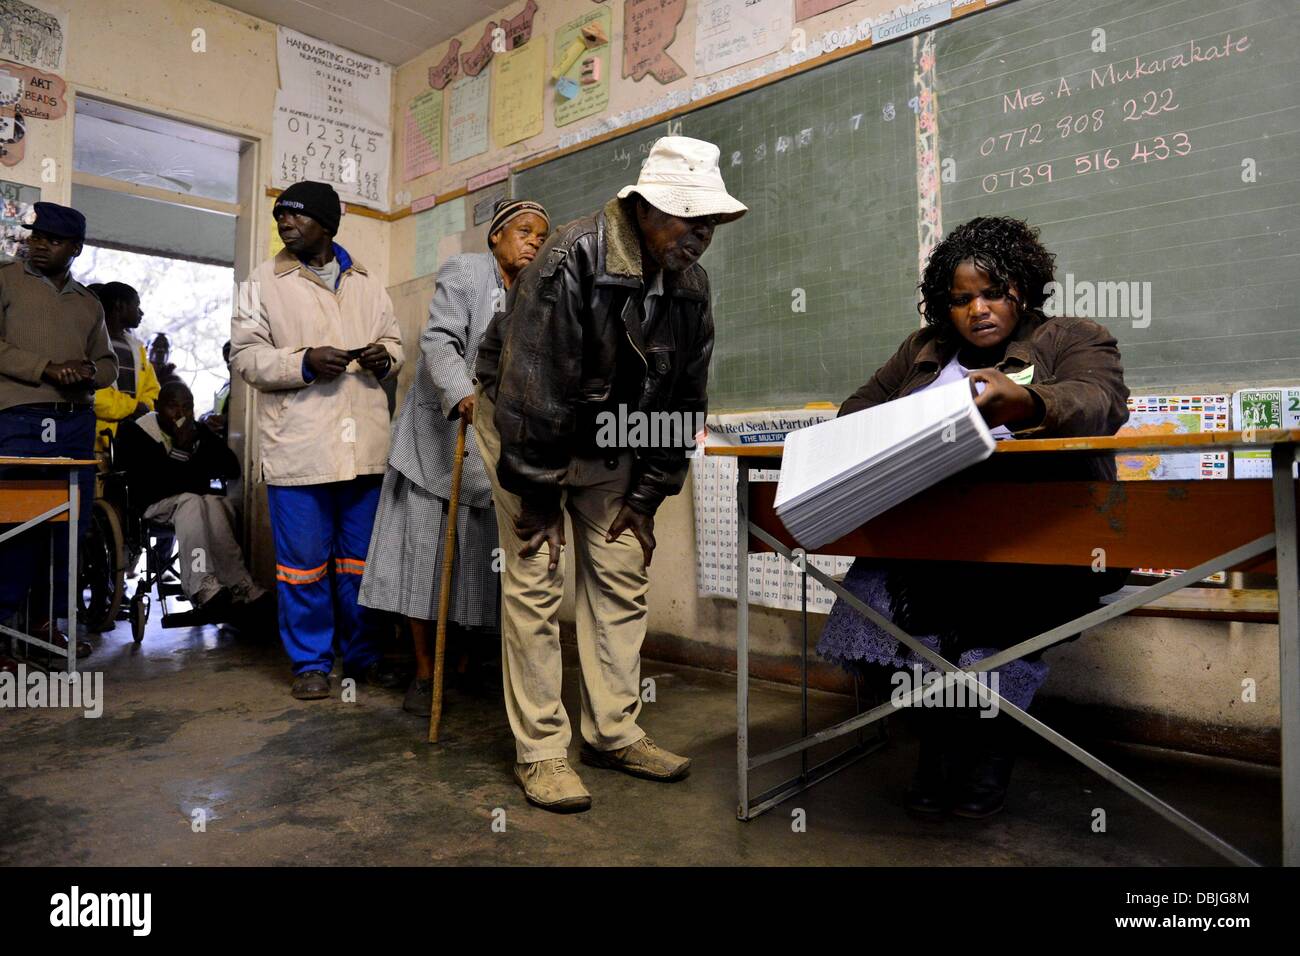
[334,557,366,575]
[275,561,328,585]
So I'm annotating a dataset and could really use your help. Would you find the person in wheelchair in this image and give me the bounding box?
[114,381,267,622]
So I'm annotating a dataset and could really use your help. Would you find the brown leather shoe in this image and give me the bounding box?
[580,736,691,782]
[513,758,592,813]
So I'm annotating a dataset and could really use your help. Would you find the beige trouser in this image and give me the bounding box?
[475,384,649,763]
[143,493,266,607]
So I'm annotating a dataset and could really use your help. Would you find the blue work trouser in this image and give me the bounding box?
[267,476,383,675]
[0,404,95,621]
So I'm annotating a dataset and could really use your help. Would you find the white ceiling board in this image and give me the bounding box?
[217,0,506,66]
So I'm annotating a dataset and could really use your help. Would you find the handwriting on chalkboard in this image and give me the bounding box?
[623,0,687,84]
[1001,32,1252,113]
[429,40,461,90]
[962,29,1255,199]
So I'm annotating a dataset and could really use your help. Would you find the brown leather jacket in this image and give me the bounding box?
[840,312,1130,481]
[476,197,713,516]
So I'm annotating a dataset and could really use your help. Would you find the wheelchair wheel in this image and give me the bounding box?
[78,499,127,633]
[129,592,150,644]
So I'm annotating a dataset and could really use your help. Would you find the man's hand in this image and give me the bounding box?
[131,402,151,420]
[160,412,197,450]
[968,368,1041,430]
[607,503,656,567]
[357,343,391,376]
[456,394,475,424]
[516,504,565,572]
[200,411,226,432]
[304,346,351,381]
[41,360,95,387]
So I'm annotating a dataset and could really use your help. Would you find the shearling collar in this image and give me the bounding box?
[598,197,708,301]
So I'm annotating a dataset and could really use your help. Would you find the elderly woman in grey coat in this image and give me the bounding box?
[361,199,550,714]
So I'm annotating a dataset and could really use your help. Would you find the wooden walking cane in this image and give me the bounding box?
[429,417,468,743]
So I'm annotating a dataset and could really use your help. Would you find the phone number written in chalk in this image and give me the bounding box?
[979,133,1192,194]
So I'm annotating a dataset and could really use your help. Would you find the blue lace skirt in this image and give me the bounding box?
[817,559,1050,712]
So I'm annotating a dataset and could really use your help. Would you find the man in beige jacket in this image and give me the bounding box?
[230,181,403,700]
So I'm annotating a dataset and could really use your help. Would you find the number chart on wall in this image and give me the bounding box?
[273,27,393,211]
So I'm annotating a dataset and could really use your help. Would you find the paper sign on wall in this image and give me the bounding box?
[413,197,466,278]
[0,0,67,73]
[553,7,611,128]
[693,409,854,613]
[448,70,490,165]
[623,0,687,84]
[695,0,793,77]
[1234,388,1300,479]
[273,28,393,211]
[403,89,442,181]
[492,41,546,148]
[0,177,37,260]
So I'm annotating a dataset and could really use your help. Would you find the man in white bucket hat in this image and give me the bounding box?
[475,136,745,812]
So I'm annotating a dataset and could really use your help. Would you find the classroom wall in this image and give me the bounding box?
[386,0,1283,761]
[389,0,921,286]
[13,0,389,277]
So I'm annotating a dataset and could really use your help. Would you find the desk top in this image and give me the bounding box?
[0,457,99,467]
[704,428,1300,458]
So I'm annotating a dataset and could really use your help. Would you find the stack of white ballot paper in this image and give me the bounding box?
[774,378,996,550]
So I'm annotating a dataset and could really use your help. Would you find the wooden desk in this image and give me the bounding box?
[709,429,1300,866]
[0,457,98,671]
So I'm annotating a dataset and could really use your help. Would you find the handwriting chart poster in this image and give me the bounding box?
[448,70,490,165]
[553,7,611,128]
[492,39,545,148]
[274,27,393,210]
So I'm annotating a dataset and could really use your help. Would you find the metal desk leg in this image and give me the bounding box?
[736,460,750,820]
[1273,443,1298,865]
[66,469,79,673]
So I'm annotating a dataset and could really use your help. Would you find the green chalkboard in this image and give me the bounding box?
[513,38,923,411]
[938,0,1300,388]
[514,0,1300,409]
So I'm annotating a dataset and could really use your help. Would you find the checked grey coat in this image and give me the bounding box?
[387,252,503,508]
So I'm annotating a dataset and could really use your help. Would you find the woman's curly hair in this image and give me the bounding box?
[918,217,1056,340]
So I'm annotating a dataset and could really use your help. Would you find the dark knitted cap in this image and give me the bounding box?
[273,181,342,235]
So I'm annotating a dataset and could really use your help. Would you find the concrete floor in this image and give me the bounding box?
[0,613,1282,866]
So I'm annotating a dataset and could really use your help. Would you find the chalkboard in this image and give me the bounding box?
[514,0,1299,409]
[938,0,1299,388]
[514,36,922,411]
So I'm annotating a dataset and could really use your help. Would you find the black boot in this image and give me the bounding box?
[904,710,949,815]
[951,713,1016,819]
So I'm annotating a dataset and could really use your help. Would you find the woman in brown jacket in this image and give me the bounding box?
[819,216,1130,820]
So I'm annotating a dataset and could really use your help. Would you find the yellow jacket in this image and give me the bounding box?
[94,334,161,454]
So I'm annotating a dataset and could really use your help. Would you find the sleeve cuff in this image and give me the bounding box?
[442,386,474,421]
[1010,385,1052,437]
[300,352,316,383]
